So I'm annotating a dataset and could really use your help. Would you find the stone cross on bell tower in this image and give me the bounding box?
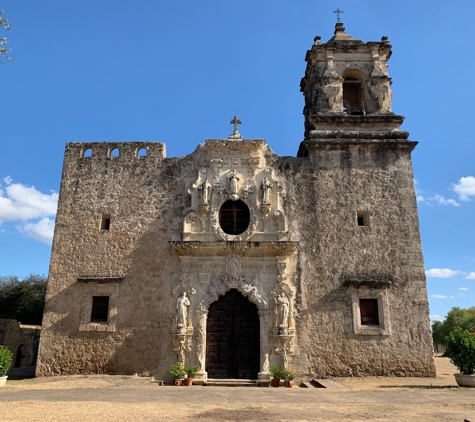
[228,116,243,140]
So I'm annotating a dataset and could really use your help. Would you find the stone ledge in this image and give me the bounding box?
[308,130,409,140]
[169,241,298,256]
[77,277,125,284]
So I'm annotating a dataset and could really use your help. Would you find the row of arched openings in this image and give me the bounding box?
[81,148,147,158]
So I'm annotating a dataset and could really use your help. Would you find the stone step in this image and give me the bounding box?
[204,378,259,387]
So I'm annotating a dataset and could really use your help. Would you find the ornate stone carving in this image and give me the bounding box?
[198,179,211,206]
[195,310,208,371]
[199,273,268,312]
[176,292,191,334]
[261,177,273,205]
[172,331,192,365]
[227,253,241,279]
[210,195,259,241]
[183,211,198,235]
[276,292,290,333]
[227,169,240,201]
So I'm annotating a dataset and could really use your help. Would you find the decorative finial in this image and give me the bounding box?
[333,8,344,22]
[228,116,242,140]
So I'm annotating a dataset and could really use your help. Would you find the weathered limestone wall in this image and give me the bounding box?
[273,142,435,377]
[37,141,203,376]
[37,138,435,379]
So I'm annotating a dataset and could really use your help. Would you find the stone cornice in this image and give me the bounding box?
[169,241,298,256]
[77,276,125,284]
[205,139,266,153]
[308,130,409,140]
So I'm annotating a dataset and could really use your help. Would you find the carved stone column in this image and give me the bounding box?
[257,310,272,386]
[194,309,208,384]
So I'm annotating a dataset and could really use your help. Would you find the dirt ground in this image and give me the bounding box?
[1,358,474,421]
[0,402,474,422]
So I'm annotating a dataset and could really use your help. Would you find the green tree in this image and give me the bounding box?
[432,306,475,345]
[0,275,47,325]
[0,10,12,64]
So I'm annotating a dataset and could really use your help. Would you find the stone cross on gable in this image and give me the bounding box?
[228,116,243,140]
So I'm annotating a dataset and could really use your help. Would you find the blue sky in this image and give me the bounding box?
[0,0,473,323]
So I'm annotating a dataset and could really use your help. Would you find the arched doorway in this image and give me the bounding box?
[206,289,260,379]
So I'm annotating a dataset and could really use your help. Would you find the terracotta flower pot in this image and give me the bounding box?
[173,379,183,386]
[284,380,294,388]
[271,378,280,387]
[454,373,475,387]
[184,377,194,386]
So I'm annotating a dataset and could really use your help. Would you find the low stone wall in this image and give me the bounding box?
[0,319,41,367]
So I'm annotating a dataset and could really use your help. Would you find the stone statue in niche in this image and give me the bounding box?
[276,292,290,334]
[176,292,190,332]
[227,253,241,279]
[198,179,211,206]
[227,169,240,201]
[261,177,273,204]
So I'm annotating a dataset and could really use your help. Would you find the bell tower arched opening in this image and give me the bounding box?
[206,289,260,379]
[342,69,365,115]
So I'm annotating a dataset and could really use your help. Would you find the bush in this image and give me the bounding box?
[268,365,285,379]
[281,368,297,381]
[432,307,475,345]
[184,365,200,378]
[0,346,13,377]
[167,362,186,380]
[445,327,475,375]
[0,274,47,325]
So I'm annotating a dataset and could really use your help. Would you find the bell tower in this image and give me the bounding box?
[299,22,402,144]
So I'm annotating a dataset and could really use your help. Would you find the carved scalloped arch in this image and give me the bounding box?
[198,274,268,312]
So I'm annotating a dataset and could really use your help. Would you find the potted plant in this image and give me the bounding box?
[282,369,296,388]
[269,365,284,387]
[184,365,200,386]
[0,346,13,388]
[445,327,475,387]
[168,362,186,386]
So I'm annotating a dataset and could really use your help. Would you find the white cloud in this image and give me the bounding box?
[0,177,58,222]
[425,268,462,278]
[432,294,449,299]
[466,272,475,280]
[452,176,475,201]
[0,176,58,245]
[431,194,460,207]
[430,314,444,322]
[417,195,424,202]
[17,217,55,246]
[459,287,469,291]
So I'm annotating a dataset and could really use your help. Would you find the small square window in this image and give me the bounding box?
[350,286,391,336]
[101,214,111,231]
[359,298,379,325]
[357,210,368,227]
[91,296,109,322]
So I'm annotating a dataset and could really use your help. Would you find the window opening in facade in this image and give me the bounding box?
[360,298,379,325]
[101,214,111,231]
[357,210,368,227]
[219,200,250,235]
[90,296,109,322]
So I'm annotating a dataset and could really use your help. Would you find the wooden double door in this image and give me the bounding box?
[206,289,260,379]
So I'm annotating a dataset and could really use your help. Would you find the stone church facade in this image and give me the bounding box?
[36,23,436,382]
